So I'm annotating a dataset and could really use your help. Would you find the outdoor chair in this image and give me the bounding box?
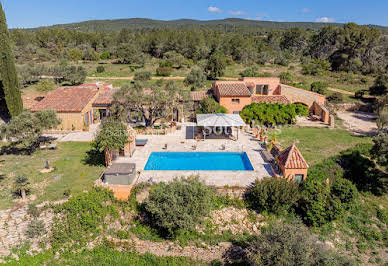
[135,139,148,146]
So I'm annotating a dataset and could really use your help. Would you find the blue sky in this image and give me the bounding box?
[1,0,388,28]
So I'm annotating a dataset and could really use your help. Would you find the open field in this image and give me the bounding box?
[0,142,104,209]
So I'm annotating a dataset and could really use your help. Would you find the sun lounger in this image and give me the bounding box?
[135,139,148,146]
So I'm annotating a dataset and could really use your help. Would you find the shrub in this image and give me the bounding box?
[99,52,111,60]
[156,67,172,77]
[371,133,388,169]
[355,89,366,99]
[134,71,152,81]
[330,178,359,210]
[310,81,328,95]
[239,67,259,77]
[278,72,294,84]
[240,103,308,126]
[244,177,300,214]
[246,220,352,265]
[302,59,331,76]
[51,188,118,248]
[327,92,344,103]
[196,97,227,114]
[299,179,343,227]
[274,56,290,66]
[184,68,206,89]
[26,219,46,238]
[96,66,105,73]
[35,79,56,92]
[369,73,388,96]
[144,177,215,235]
[27,204,40,218]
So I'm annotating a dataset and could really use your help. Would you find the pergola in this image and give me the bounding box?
[196,113,246,140]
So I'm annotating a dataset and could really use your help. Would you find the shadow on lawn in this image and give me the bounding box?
[83,148,105,166]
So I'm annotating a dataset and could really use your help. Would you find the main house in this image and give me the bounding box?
[212,77,329,123]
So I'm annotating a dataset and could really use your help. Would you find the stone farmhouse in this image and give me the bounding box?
[212,77,330,124]
[30,83,114,131]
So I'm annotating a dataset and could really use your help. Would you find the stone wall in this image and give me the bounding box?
[279,85,326,107]
[0,203,55,259]
[310,101,330,123]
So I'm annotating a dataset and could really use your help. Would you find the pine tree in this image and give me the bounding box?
[0,2,23,117]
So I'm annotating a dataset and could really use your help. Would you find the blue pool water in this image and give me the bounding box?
[144,152,254,171]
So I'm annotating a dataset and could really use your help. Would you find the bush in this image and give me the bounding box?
[99,52,111,60]
[299,179,343,227]
[244,177,300,214]
[26,219,46,238]
[184,68,206,89]
[274,57,289,67]
[51,188,118,248]
[369,73,388,96]
[355,89,366,99]
[144,177,215,235]
[302,59,331,76]
[27,204,40,218]
[96,66,105,73]
[239,67,260,77]
[278,72,294,84]
[240,103,308,126]
[327,92,344,103]
[310,81,328,95]
[196,97,227,114]
[35,79,56,92]
[246,220,352,265]
[156,67,172,77]
[134,71,152,81]
[330,178,359,210]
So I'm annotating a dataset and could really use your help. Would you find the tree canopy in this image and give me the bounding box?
[0,110,60,150]
[112,80,190,127]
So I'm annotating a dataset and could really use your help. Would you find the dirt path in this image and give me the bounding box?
[327,87,354,95]
[336,111,378,136]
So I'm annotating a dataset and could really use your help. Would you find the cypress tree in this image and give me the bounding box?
[0,2,23,117]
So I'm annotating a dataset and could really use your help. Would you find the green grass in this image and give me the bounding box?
[0,142,104,209]
[3,245,199,266]
[277,127,372,165]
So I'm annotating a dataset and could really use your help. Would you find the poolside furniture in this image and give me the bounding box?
[48,143,57,150]
[192,144,197,150]
[164,143,168,150]
[220,144,225,150]
[135,139,148,146]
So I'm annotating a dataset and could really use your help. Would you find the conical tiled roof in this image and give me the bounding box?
[277,144,309,169]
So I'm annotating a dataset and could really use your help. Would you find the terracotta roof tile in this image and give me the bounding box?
[251,95,290,105]
[30,84,100,112]
[214,81,251,97]
[278,144,309,169]
[191,90,210,101]
[93,88,120,105]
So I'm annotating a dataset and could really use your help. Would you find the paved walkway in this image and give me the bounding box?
[47,123,100,142]
[115,123,273,187]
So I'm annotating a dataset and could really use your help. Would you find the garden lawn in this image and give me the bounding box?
[0,142,104,209]
[277,127,372,165]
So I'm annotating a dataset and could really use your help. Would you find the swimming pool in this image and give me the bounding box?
[144,152,254,171]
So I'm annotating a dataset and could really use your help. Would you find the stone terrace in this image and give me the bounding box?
[116,123,274,187]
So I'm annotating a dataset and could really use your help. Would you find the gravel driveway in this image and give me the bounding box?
[336,111,378,136]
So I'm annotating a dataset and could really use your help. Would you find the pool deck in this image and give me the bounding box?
[115,123,274,187]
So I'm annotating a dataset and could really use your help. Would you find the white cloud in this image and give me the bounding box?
[315,17,335,23]
[208,6,222,13]
[255,13,270,20]
[301,8,311,13]
[229,10,245,16]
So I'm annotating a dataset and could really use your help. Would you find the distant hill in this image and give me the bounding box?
[26,18,386,32]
